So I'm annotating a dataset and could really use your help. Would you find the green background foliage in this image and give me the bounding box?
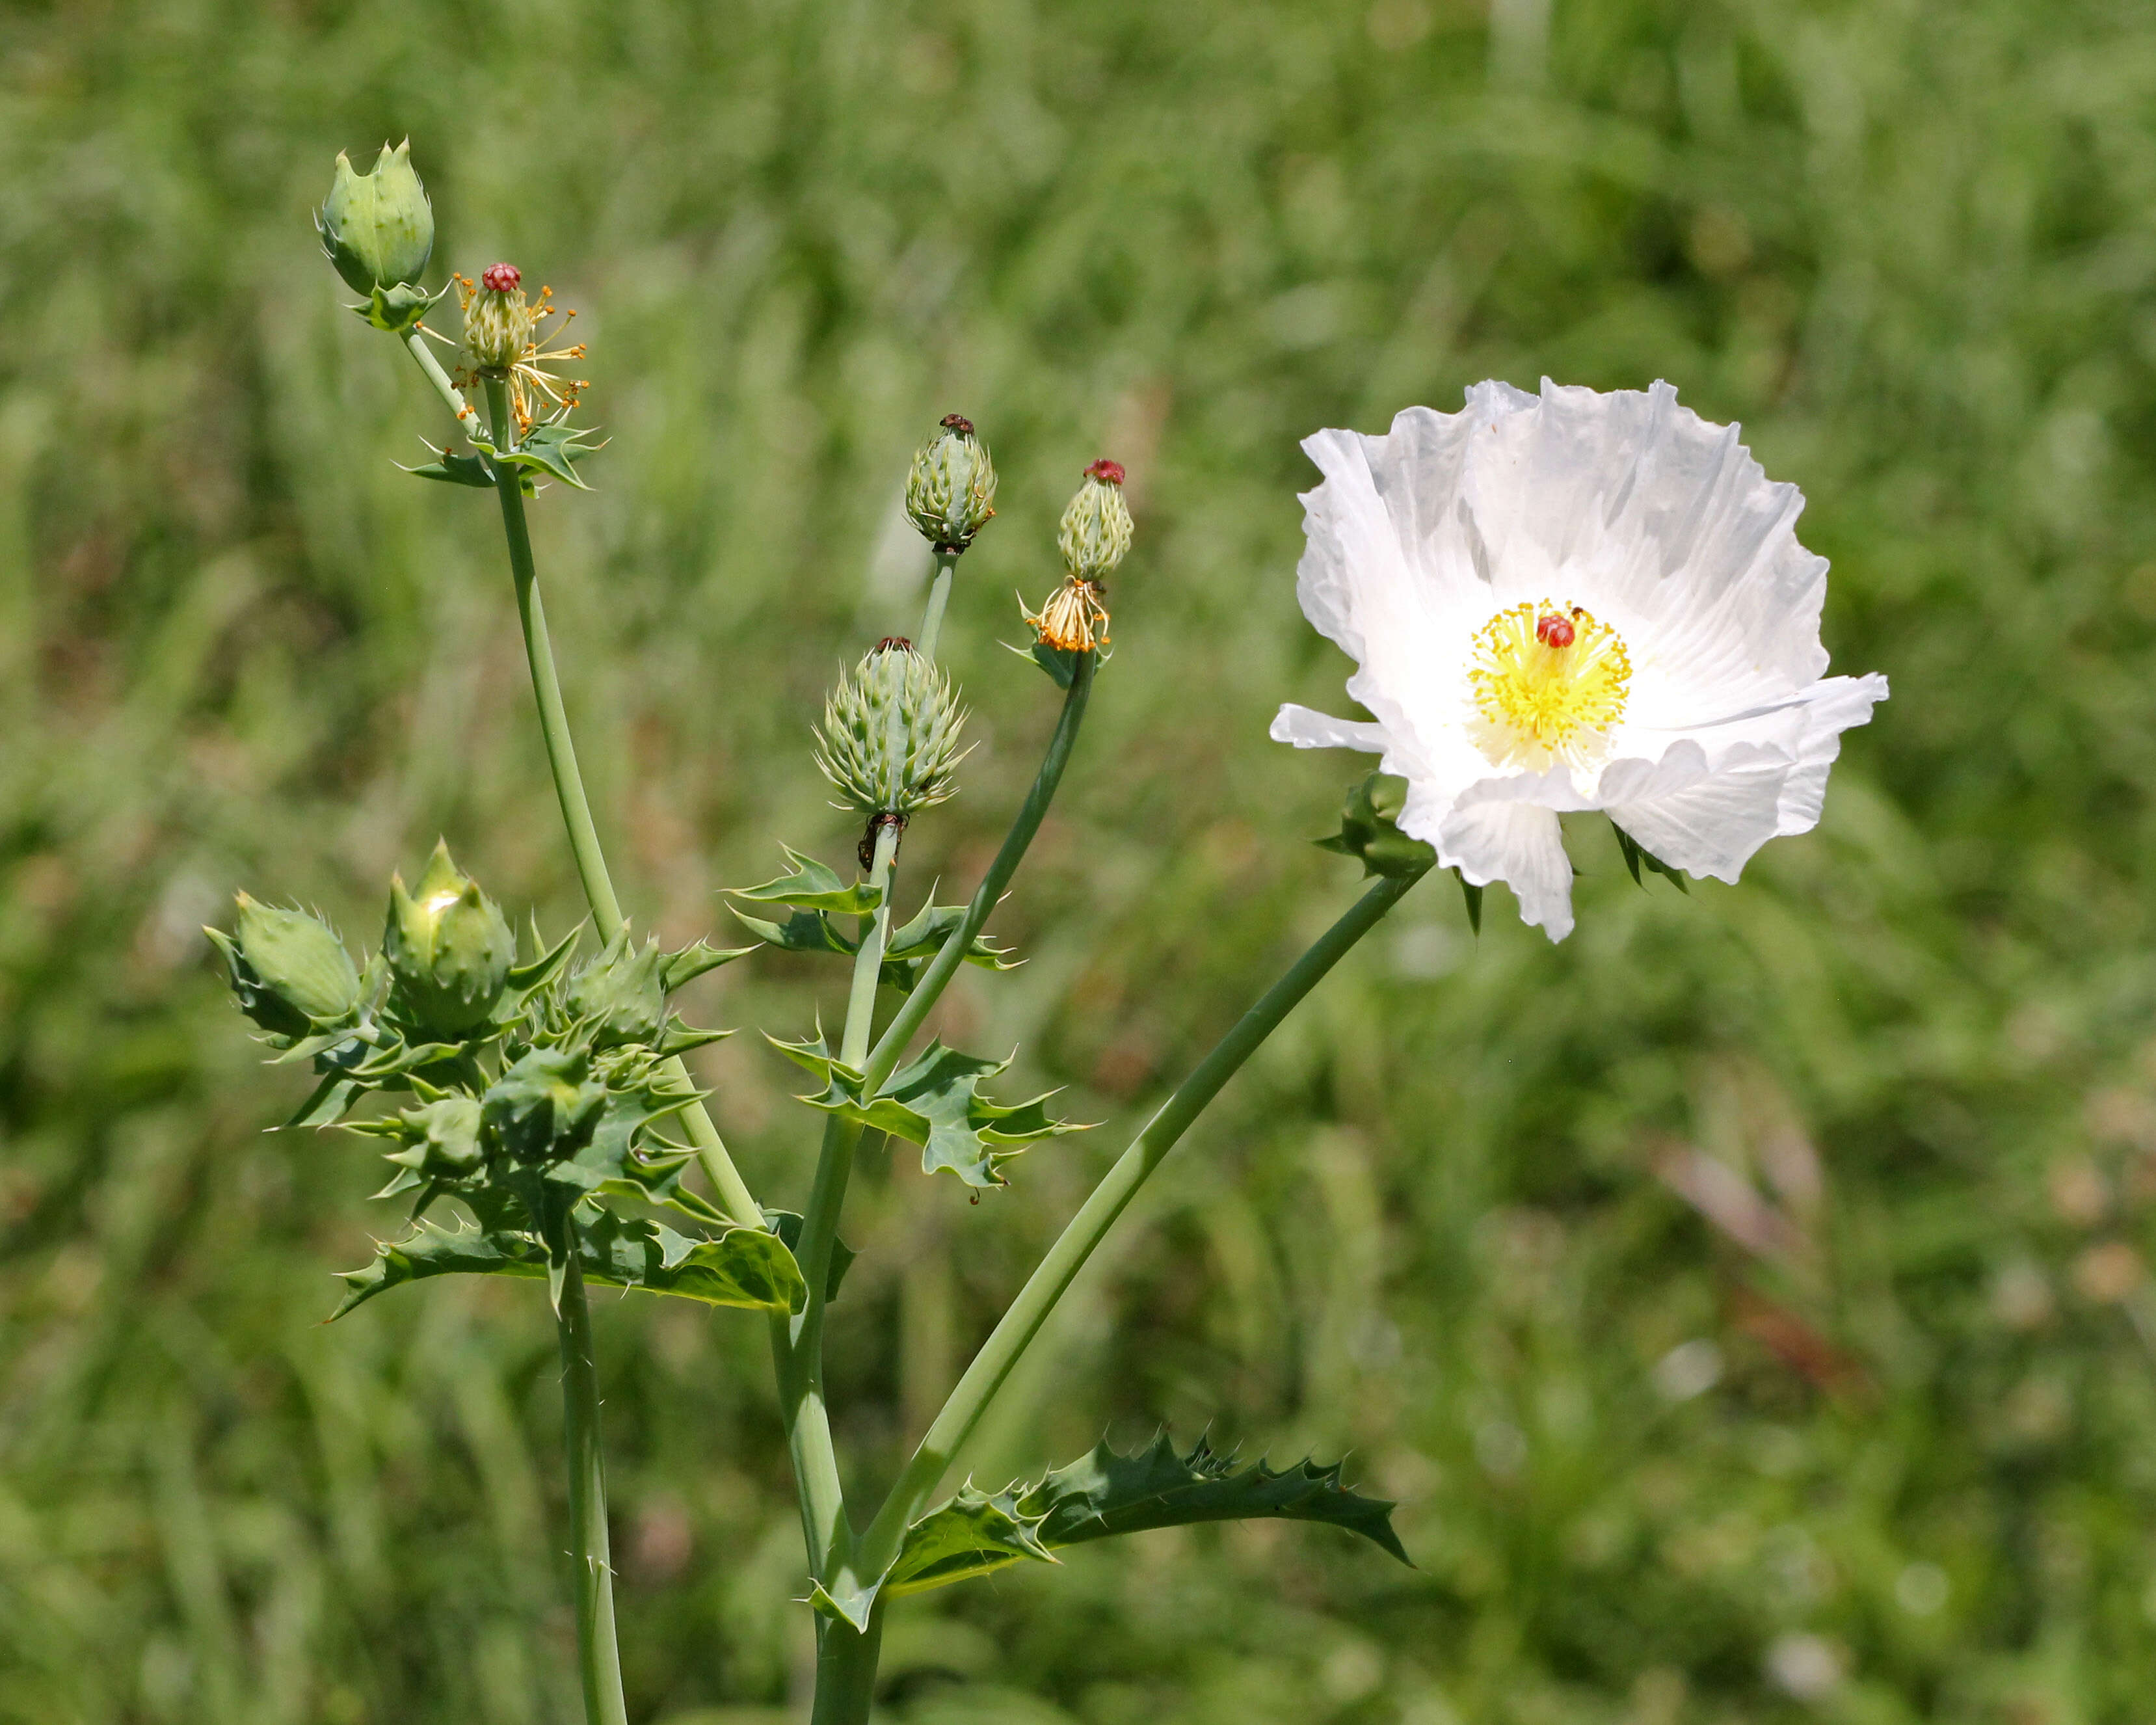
[1,0,2151,1719]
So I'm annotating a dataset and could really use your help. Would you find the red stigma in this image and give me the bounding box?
[481,262,522,293]
[1536,612,1576,649]
[940,414,974,435]
[1084,458,1125,485]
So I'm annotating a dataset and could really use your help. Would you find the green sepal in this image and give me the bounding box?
[726,847,883,915]
[764,1208,857,1303]
[729,905,858,957]
[768,1033,1085,1189]
[806,1576,881,1632]
[1614,824,1690,893]
[1029,641,1082,689]
[1455,870,1484,935]
[329,1209,808,1320]
[886,1484,1056,1598]
[353,282,441,336]
[1315,772,1437,880]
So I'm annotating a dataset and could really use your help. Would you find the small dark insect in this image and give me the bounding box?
[940,414,974,434]
[875,636,912,654]
[858,810,906,872]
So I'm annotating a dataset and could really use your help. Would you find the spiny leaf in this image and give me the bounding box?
[401,442,497,488]
[885,1484,1055,1598]
[885,1432,1411,1606]
[730,905,858,957]
[726,846,883,915]
[769,1033,1085,1188]
[329,1210,808,1319]
[660,939,755,990]
[764,1209,857,1303]
[1021,1432,1409,1563]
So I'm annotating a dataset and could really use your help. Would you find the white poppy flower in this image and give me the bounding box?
[1271,379,1887,941]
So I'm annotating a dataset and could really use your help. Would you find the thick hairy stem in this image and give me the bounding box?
[861,652,1093,1095]
[855,869,1424,1575]
[555,1253,630,1725]
[480,381,762,1227]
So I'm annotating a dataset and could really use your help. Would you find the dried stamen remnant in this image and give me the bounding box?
[1025,577,1111,653]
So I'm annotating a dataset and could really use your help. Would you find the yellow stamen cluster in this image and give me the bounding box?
[1465,599,1632,771]
[439,274,591,438]
[1024,577,1111,654]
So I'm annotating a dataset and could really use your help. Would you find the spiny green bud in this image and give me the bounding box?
[1057,458,1132,580]
[387,1095,486,1175]
[209,895,362,1038]
[564,930,668,1050]
[904,414,998,551]
[483,1047,605,1164]
[317,140,434,296]
[813,640,970,823]
[383,842,515,1036]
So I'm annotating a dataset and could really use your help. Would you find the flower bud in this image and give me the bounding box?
[1056,458,1133,580]
[317,140,434,295]
[389,1095,486,1174]
[384,842,515,1036]
[904,415,998,551]
[209,895,362,1037]
[564,931,669,1050]
[813,641,970,820]
[460,263,535,373]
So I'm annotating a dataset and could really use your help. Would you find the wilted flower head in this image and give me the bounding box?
[905,414,998,550]
[1271,380,1887,941]
[813,639,970,822]
[451,264,589,436]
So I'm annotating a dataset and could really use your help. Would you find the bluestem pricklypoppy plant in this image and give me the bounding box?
[210,143,1882,1725]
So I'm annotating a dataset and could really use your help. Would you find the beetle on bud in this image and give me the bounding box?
[317,141,434,299]
[904,415,999,552]
[383,842,515,1036]
[207,895,363,1041]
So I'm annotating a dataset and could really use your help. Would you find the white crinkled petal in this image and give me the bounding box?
[1269,704,1390,755]
[1604,674,1889,880]
[1418,790,1575,941]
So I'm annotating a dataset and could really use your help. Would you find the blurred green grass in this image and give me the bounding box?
[3,0,2155,1719]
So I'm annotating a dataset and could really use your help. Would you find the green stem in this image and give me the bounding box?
[775,820,901,1583]
[856,868,1422,1576]
[861,651,1093,1095]
[481,380,763,1228]
[808,1602,886,1725]
[401,328,479,431]
[916,549,959,662]
[555,1253,630,1725]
